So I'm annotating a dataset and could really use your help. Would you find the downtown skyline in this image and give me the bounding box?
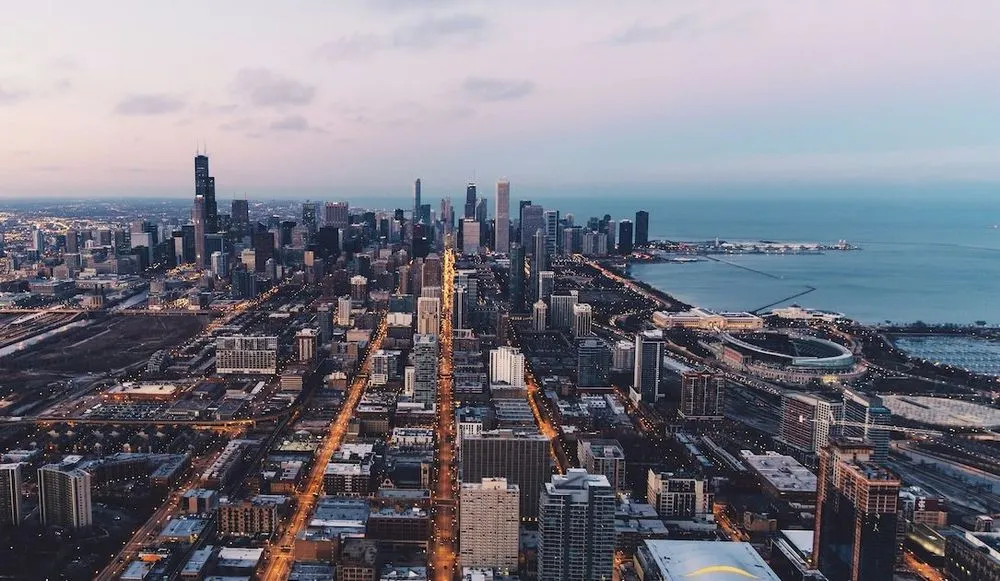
[2,1,1000,198]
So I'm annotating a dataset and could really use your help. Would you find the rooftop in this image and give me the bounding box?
[882,395,1000,428]
[742,452,817,493]
[638,540,781,580]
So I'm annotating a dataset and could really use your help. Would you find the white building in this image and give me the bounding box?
[571,303,593,337]
[489,346,525,388]
[460,478,520,571]
[216,336,278,375]
[416,297,440,336]
[337,295,352,326]
[39,461,92,529]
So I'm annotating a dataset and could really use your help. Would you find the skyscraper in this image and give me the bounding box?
[193,194,207,267]
[779,392,843,456]
[461,430,550,520]
[475,197,487,223]
[842,389,891,464]
[412,334,439,407]
[633,330,663,403]
[537,469,615,581]
[302,202,318,238]
[520,204,545,249]
[550,293,579,330]
[489,346,525,388]
[814,440,900,581]
[572,303,593,337]
[453,284,467,329]
[495,179,510,253]
[38,462,92,529]
[578,440,626,493]
[413,178,422,223]
[461,219,481,255]
[634,210,649,246]
[619,219,634,255]
[577,337,611,388]
[465,182,477,219]
[532,300,548,331]
[543,210,559,256]
[509,243,525,312]
[416,297,440,335]
[460,478,520,571]
[324,201,349,229]
[194,153,218,232]
[679,371,725,420]
[532,229,548,274]
[0,463,22,527]
[231,199,250,237]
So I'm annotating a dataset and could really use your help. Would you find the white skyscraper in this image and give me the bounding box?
[210,251,227,277]
[572,303,593,337]
[495,179,510,253]
[489,346,525,388]
[38,462,92,529]
[417,297,441,335]
[460,477,520,571]
[532,300,548,331]
[337,295,352,327]
[0,463,22,527]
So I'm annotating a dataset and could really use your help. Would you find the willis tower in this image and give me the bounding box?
[194,153,218,232]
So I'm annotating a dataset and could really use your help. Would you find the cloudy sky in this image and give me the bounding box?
[2,0,1000,198]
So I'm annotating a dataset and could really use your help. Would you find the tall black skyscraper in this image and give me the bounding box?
[509,243,525,313]
[413,178,422,222]
[194,154,218,233]
[635,210,649,246]
[231,199,249,237]
[465,183,477,219]
[618,220,634,255]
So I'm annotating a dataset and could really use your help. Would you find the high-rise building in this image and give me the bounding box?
[543,210,559,256]
[210,251,227,277]
[215,336,279,375]
[635,211,649,246]
[296,328,318,363]
[416,297,441,336]
[459,478,520,571]
[461,219,481,254]
[618,220,634,255]
[520,204,545,249]
[465,182,478,219]
[252,231,274,273]
[509,243,525,312]
[231,199,250,236]
[813,440,900,581]
[461,430,550,520]
[453,285,467,329]
[537,270,554,303]
[317,303,333,343]
[413,179,422,223]
[679,371,725,420]
[337,295,352,327]
[194,153,218,233]
[577,337,611,388]
[31,228,45,253]
[0,463,22,527]
[489,346,525,388]
[572,303,593,337]
[578,440,626,493]
[606,219,616,254]
[350,275,368,307]
[612,339,635,372]
[324,201,349,229]
[646,470,713,518]
[38,462,92,529]
[537,469,615,581]
[193,195,207,267]
[550,293,579,330]
[475,197,487,224]
[532,229,549,282]
[842,389,891,464]
[633,330,663,403]
[532,300,548,331]
[412,334,439,407]
[779,393,843,456]
[495,179,510,253]
[302,202,318,238]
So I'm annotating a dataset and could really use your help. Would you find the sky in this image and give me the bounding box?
[2,0,1000,199]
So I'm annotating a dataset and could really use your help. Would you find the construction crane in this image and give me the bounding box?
[799,414,942,438]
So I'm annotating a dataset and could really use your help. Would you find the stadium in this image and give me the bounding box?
[713,332,863,385]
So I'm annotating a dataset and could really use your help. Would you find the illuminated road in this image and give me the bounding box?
[260,316,387,581]
[904,550,946,581]
[429,249,458,580]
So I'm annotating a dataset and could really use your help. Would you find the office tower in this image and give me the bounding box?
[317,303,333,343]
[337,295,352,326]
[571,303,593,337]
[618,220,634,255]
[302,202,318,238]
[490,346,525,388]
[324,201,349,229]
[64,229,78,254]
[495,179,510,253]
[461,430,550,520]
[577,337,611,388]
[520,204,544,249]
[413,178,422,223]
[779,393,843,456]
[550,293,579,330]
[296,328,318,363]
[210,251,227,277]
[194,153,218,233]
[532,229,548,275]
[578,440,626,493]
[475,197,487,224]
[31,228,44,253]
[412,334,439,407]
[252,231,274,273]
[537,469,615,581]
[543,210,559,255]
[537,271,554,303]
[814,441,900,581]
[193,195,207,267]
[416,297,441,336]
[606,219,616,253]
[231,268,257,299]
[231,199,250,236]
[679,371,725,420]
[0,463,22,527]
[315,226,340,259]
[350,275,368,306]
[635,211,649,246]
[465,182,477,219]
[633,330,663,403]
[461,219,481,254]
[842,389,891,464]
[423,253,443,287]
[532,300,548,331]
[459,478,520,570]
[612,340,635,372]
[453,285,467,329]
[38,462,92,529]
[509,243,525,312]
[646,470,713,518]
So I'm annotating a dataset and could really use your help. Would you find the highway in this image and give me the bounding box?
[260,316,388,581]
[429,248,459,580]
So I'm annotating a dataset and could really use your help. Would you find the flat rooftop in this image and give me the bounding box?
[882,395,1000,428]
[742,453,817,494]
[639,540,781,580]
